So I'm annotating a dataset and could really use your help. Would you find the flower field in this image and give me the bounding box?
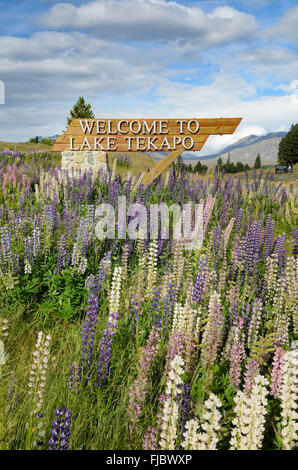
[0,149,297,451]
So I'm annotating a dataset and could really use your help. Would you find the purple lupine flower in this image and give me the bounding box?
[96,253,111,290]
[243,222,258,274]
[162,282,177,334]
[96,312,119,387]
[44,203,55,231]
[68,362,81,393]
[278,249,287,276]
[281,188,288,204]
[56,235,67,274]
[49,408,72,450]
[264,214,275,259]
[24,236,33,265]
[192,257,208,303]
[157,239,165,257]
[150,288,161,327]
[292,230,298,259]
[0,225,14,269]
[273,234,286,257]
[80,294,99,376]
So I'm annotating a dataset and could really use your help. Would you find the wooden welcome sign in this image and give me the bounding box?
[51,117,242,185]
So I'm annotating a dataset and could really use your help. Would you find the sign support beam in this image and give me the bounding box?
[142,149,184,186]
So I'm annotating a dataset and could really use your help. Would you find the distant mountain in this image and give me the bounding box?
[148,132,286,166]
[183,131,286,166]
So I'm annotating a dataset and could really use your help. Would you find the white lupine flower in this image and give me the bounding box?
[280,350,298,450]
[194,308,202,332]
[0,341,8,367]
[197,393,222,450]
[146,240,158,299]
[28,331,51,412]
[77,256,88,274]
[159,355,184,450]
[109,266,122,315]
[0,318,9,339]
[172,303,196,333]
[172,303,184,331]
[230,375,269,450]
[182,419,200,450]
[71,243,80,266]
[182,393,222,450]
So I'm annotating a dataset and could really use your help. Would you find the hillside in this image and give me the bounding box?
[184,131,286,166]
[0,142,156,177]
[0,141,53,152]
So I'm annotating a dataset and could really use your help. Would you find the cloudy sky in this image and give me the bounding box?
[0,0,297,155]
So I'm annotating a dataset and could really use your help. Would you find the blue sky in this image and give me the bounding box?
[0,0,297,155]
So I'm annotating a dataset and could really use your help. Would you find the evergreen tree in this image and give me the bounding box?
[29,136,39,144]
[216,156,223,170]
[176,154,183,171]
[66,96,95,126]
[194,160,207,174]
[225,153,233,173]
[278,124,298,165]
[254,154,261,169]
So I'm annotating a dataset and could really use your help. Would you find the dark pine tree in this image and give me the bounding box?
[66,96,95,126]
[254,154,261,169]
[278,124,298,165]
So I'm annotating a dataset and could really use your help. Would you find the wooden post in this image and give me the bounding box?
[142,149,184,186]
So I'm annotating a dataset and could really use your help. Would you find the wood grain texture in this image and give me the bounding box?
[142,149,185,186]
[142,135,209,186]
[51,117,242,152]
[66,117,242,130]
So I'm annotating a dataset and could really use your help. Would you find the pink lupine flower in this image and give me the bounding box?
[142,426,157,450]
[229,337,245,390]
[164,330,185,377]
[270,346,285,398]
[129,327,160,434]
[223,217,235,249]
[201,292,225,368]
[243,358,259,395]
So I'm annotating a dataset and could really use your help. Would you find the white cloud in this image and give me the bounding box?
[266,5,298,45]
[143,75,297,155]
[0,1,296,153]
[0,31,171,110]
[40,0,258,46]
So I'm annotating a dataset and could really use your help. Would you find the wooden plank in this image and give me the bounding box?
[142,149,184,186]
[142,135,209,186]
[52,135,209,146]
[51,117,242,152]
[61,125,239,136]
[51,117,242,155]
[51,140,208,153]
[66,117,242,129]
